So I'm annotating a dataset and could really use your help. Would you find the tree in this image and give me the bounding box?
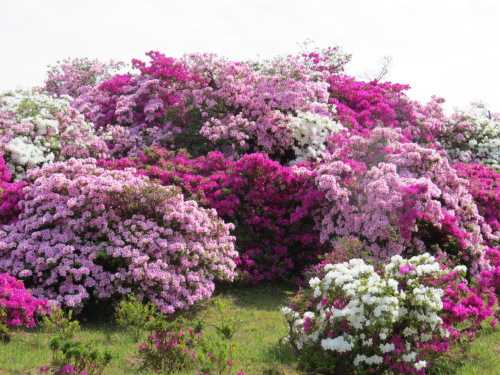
[358,55,394,81]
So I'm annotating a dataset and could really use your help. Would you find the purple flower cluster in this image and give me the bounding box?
[0,159,237,312]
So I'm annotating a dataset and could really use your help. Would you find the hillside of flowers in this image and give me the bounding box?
[1,47,500,374]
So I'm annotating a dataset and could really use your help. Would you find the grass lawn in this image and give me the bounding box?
[0,281,499,375]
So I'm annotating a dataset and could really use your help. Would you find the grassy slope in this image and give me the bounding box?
[0,281,499,375]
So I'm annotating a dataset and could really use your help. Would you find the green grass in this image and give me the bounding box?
[425,325,500,375]
[1,281,499,375]
[0,281,301,375]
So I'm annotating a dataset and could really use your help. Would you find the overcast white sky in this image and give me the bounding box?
[1,0,499,114]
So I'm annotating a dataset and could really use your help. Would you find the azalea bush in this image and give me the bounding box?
[294,127,496,275]
[139,316,204,374]
[327,74,416,133]
[281,253,496,375]
[0,158,238,312]
[42,336,113,375]
[0,273,47,341]
[454,163,500,236]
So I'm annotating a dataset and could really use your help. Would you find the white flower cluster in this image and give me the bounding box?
[0,87,108,181]
[282,254,458,372]
[288,110,345,165]
[439,110,500,169]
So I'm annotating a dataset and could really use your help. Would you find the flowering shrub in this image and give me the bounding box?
[139,303,244,375]
[296,127,495,274]
[288,111,345,164]
[478,247,500,290]
[453,163,500,236]
[0,273,46,341]
[281,254,495,375]
[74,48,351,162]
[43,57,127,100]
[73,51,205,158]
[139,316,204,374]
[0,179,26,225]
[0,88,109,181]
[0,158,238,312]
[405,96,500,168]
[100,148,330,283]
[183,50,335,160]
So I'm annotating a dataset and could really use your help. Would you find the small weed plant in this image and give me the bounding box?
[38,307,113,374]
[115,295,156,343]
[39,305,80,341]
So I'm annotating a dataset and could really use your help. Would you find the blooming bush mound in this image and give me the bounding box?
[293,126,496,275]
[99,147,331,284]
[68,48,351,163]
[0,158,238,312]
[327,74,416,132]
[0,87,109,181]
[282,253,496,375]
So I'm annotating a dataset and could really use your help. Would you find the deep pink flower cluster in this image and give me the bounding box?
[0,159,237,312]
[0,156,9,182]
[328,74,416,132]
[99,147,330,283]
[0,156,27,225]
[0,179,26,225]
[453,163,500,235]
[0,273,47,328]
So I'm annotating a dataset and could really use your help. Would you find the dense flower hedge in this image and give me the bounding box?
[0,45,498,328]
[0,159,237,312]
[98,147,330,283]
[1,45,500,374]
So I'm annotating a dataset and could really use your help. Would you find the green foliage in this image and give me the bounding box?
[39,306,80,341]
[213,300,242,341]
[114,295,155,343]
[49,335,112,375]
[0,321,10,343]
[0,301,9,343]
